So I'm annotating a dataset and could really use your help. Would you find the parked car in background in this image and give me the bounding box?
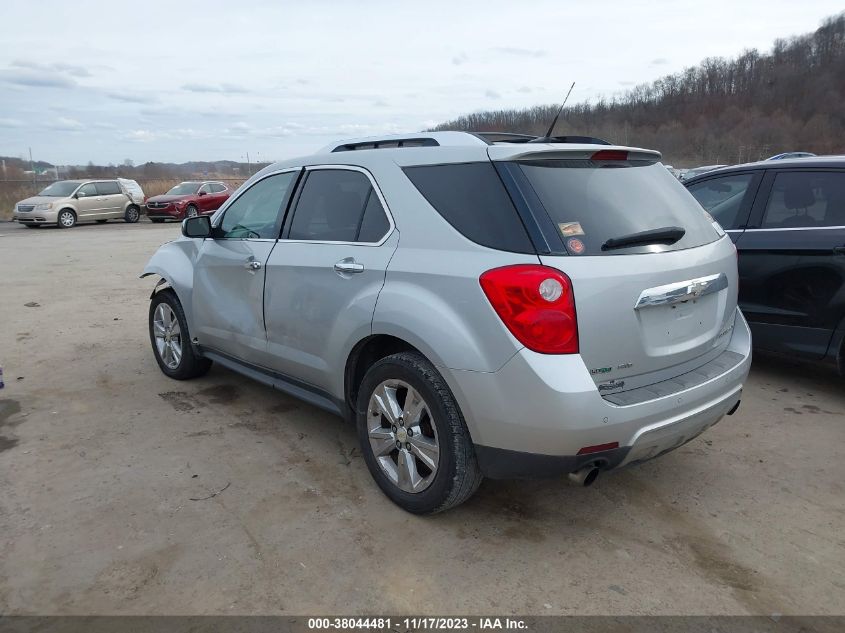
[685,156,845,375]
[12,179,144,228]
[767,152,817,160]
[142,131,750,513]
[145,181,231,223]
[679,165,728,181]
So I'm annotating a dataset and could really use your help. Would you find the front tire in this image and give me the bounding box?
[124,205,141,223]
[149,290,212,380]
[186,205,198,219]
[57,209,76,229]
[356,352,482,514]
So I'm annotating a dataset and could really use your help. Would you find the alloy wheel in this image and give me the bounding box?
[59,211,75,227]
[153,303,183,369]
[367,379,440,493]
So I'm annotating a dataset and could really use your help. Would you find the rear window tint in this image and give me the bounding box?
[686,173,755,230]
[762,171,845,228]
[96,181,121,195]
[517,161,719,255]
[403,162,533,253]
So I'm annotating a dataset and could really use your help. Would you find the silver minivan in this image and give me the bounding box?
[142,132,751,513]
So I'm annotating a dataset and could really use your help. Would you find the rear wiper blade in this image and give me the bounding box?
[601,226,685,251]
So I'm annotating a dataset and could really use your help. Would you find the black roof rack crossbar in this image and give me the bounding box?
[471,132,612,146]
[472,132,538,144]
[331,137,440,152]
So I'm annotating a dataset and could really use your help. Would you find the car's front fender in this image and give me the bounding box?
[140,238,201,328]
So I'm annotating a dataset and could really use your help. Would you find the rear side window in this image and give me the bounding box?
[288,169,391,243]
[762,171,845,228]
[517,161,719,255]
[96,181,121,195]
[687,173,755,230]
[403,163,533,253]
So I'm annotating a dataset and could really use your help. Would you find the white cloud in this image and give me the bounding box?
[0,0,840,163]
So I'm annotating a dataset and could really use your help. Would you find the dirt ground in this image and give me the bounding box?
[0,220,843,616]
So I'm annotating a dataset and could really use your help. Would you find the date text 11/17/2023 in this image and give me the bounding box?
[307,617,528,630]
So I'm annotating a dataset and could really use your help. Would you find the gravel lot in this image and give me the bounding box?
[0,221,843,616]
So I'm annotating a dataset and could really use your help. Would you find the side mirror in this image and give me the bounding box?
[198,190,208,196]
[182,215,212,238]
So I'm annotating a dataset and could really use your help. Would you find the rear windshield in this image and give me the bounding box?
[516,161,720,255]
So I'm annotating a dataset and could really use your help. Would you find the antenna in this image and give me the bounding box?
[533,82,575,142]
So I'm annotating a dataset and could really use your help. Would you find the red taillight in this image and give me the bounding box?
[591,150,628,161]
[479,264,578,354]
[577,442,619,455]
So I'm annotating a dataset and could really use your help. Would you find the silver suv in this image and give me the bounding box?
[142,132,751,513]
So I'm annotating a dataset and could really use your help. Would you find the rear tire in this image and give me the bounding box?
[149,289,212,380]
[356,352,482,514]
[124,205,140,223]
[56,209,76,228]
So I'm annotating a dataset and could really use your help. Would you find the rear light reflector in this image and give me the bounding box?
[591,150,628,161]
[577,442,619,455]
[479,264,578,354]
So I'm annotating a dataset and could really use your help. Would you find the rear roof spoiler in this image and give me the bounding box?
[488,146,662,163]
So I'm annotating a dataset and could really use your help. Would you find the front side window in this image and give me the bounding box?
[217,171,297,239]
[210,183,226,193]
[687,173,755,230]
[96,181,121,195]
[762,171,845,228]
[198,184,212,194]
[288,169,390,243]
[77,183,97,197]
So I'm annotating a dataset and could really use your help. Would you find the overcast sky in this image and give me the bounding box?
[0,0,841,165]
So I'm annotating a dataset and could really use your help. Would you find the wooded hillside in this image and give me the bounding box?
[432,14,845,167]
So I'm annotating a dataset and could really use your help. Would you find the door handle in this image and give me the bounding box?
[245,260,262,271]
[334,258,364,274]
[833,246,845,256]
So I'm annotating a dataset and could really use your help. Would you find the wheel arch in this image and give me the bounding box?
[344,334,422,415]
[343,333,479,446]
[140,240,198,328]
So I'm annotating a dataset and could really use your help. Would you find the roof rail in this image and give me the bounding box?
[318,131,490,154]
[317,130,612,153]
[331,137,439,153]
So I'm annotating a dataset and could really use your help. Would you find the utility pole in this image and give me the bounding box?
[29,147,36,188]
[246,152,251,176]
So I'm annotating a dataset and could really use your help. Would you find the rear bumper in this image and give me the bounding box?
[446,308,751,478]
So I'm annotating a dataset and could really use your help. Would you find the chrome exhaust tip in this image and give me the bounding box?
[568,466,600,487]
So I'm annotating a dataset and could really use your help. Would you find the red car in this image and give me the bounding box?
[145,181,232,222]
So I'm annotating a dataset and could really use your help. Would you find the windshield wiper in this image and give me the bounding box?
[601,226,685,251]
